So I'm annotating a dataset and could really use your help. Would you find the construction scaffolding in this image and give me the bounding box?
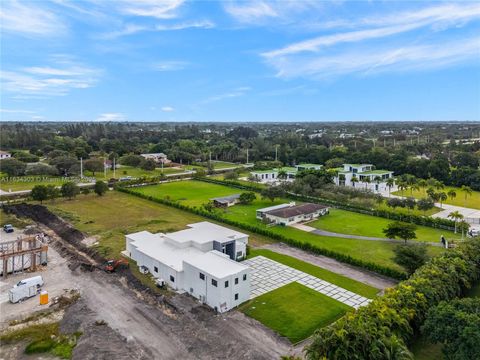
[0,234,48,277]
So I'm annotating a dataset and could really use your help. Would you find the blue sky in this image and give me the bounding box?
[1,0,479,122]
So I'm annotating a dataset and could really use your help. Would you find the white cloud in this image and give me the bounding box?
[224,1,278,23]
[161,106,175,112]
[262,3,480,79]
[117,0,185,19]
[152,61,189,71]
[202,86,251,104]
[95,113,127,122]
[1,58,101,97]
[266,37,480,79]
[0,0,67,36]
[154,20,214,31]
[0,108,35,114]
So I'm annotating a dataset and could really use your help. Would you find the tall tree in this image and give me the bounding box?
[383,221,417,244]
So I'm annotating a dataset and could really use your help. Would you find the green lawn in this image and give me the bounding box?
[239,282,350,343]
[131,181,445,271]
[393,185,480,210]
[0,177,70,191]
[309,208,462,243]
[85,165,186,180]
[247,249,380,298]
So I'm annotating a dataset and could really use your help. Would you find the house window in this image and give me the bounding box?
[212,279,217,287]
[225,281,229,288]
[235,293,239,300]
[235,277,239,285]
[199,272,205,280]
[170,275,175,282]
[243,274,247,281]
[154,266,158,273]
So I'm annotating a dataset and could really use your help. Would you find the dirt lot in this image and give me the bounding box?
[1,206,295,360]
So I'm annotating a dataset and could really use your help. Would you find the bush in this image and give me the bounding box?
[25,163,58,176]
[25,338,55,354]
[13,152,39,163]
[305,237,480,359]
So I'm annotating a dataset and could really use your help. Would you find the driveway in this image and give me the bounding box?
[243,256,371,309]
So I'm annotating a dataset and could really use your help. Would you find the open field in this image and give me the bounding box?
[46,191,271,259]
[239,282,349,343]
[131,181,445,271]
[0,176,71,192]
[393,185,480,210]
[85,165,187,180]
[247,249,379,298]
[310,208,462,243]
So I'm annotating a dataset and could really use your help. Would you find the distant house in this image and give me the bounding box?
[0,151,11,160]
[333,164,394,193]
[210,194,240,208]
[256,202,329,226]
[141,153,171,164]
[250,163,322,184]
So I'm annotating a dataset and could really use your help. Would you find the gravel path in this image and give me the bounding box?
[260,243,398,290]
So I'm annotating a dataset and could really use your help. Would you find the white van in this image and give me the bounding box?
[8,275,44,303]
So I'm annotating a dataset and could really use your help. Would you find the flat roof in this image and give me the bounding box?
[210,194,240,203]
[344,164,372,167]
[359,170,392,175]
[297,163,323,167]
[165,221,247,245]
[257,203,292,213]
[185,251,249,278]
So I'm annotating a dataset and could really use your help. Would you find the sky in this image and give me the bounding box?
[0,0,479,123]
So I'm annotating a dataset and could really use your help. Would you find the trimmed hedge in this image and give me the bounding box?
[305,237,480,359]
[197,177,456,231]
[117,186,406,280]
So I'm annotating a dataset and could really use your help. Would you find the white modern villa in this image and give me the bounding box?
[250,163,323,184]
[333,164,394,193]
[124,222,250,313]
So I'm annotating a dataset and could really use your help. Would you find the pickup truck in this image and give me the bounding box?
[3,224,14,233]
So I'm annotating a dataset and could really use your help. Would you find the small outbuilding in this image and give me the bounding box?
[210,194,240,208]
[257,202,329,226]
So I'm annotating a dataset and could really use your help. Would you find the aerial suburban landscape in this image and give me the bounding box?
[1,1,479,360]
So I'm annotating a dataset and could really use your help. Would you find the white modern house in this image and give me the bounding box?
[124,222,250,313]
[256,202,329,226]
[250,164,323,184]
[0,151,12,160]
[140,153,171,164]
[333,164,394,193]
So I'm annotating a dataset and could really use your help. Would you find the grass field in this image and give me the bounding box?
[0,177,70,192]
[85,165,187,180]
[309,208,462,243]
[239,282,350,343]
[131,181,445,271]
[393,185,480,210]
[247,249,379,298]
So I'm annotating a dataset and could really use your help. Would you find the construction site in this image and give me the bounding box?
[0,204,294,360]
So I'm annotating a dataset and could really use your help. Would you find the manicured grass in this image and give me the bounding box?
[239,282,350,343]
[212,161,242,169]
[393,185,480,210]
[131,181,445,271]
[0,177,70,191]
[309,208,462,243]
[85,165,186,180]
[248,249,380,298]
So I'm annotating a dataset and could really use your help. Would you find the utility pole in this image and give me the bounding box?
[383,138,386,147]
[393,138,396,147]
[113,157,116,178]
[80,157,83,179]
[275,145,278,162]
[104,157,107,178]
[246,148,249,164]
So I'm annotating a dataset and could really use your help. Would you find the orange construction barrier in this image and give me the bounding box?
[39,290,48,305]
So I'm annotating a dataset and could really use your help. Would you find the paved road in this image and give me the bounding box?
[290,223,442,247]
[260,243,397,290]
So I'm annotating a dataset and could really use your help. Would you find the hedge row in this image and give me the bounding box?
[305,237,480,359]
[117,186,406,280]
[197,177,456,231]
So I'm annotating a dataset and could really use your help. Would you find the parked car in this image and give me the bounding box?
[3,224,14,233]
[9,275,44,303]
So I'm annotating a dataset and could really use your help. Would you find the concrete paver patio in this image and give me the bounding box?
[243,256,372,309]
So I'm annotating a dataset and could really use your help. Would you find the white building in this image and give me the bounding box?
[333,164,394,193]
[250,164,322,184]
[125,222,250,313]
[256,202,329,226]
[140,153,171,164]
[0,151,11,160]
[210,194,240,208]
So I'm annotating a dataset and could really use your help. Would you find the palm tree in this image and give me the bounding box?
[418,179,427,194]
[397,181,407,196]
[410,183,420,196]
[351,175,358,188]
[438,192,447,208]
[426,178,437,188]
[362,176,371,191]
[448,211,464,233]
[386,177,395,197]
[277,169,287,181]
[460,185,473,206]
[434,181,445,191]
[447,189,457,202]
[458,220,470,240]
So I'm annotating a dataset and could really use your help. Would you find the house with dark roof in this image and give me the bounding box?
[256,202,329,226]
[210,194,240,208]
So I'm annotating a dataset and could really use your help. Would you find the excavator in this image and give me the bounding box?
[103,259,129,273]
